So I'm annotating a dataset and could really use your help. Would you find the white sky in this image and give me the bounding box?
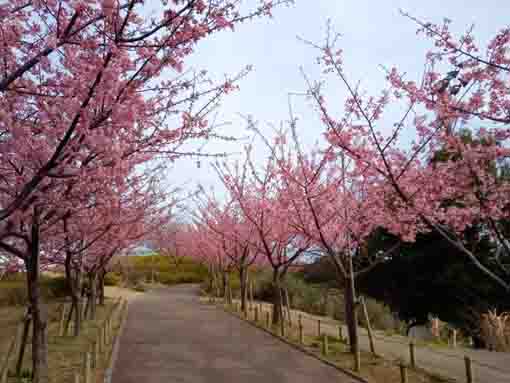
[162,0,509,201]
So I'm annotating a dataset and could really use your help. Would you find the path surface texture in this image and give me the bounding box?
[111,285,358,383]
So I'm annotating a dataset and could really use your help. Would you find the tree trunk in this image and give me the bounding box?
[64,256,82,337]
[227,274,233,305]
[98,271,105,306]
[88,273,97,320]
[239,266,248,313]
[222,271,228,301]
[344,261,359,355]
[26,209,49,383]
[271,268,284,325]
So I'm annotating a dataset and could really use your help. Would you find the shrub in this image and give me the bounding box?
[104,272,122,286]
[158,271,205,285]
[0,274,69,306]
[359,296,400,331]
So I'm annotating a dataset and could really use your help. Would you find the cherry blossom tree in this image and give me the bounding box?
[194,193,259,312]
[0,1,287,380]
[216,144,312,326]
[304,17,510,293]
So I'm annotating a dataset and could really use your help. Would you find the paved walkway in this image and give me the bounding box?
[111,285,358,383]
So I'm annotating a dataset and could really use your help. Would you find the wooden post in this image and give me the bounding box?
[399,363,408,383]
[13,323,23,371]
[338,325,343,341]
[452,329,457,348]
[299,323,304,344]
[74,373,80,383]
[464,356,473,383]
[318,319,321,337]
[0,334,17,381]
[354,350,361,372]
[280,321,285,337]
[409,342,416,368]
[103,324,107,347]
[266,311,270,328]
[254,306,259,322]
[360,296,376,355]
[94,341,100,368]
[322,334,329,356]
[81,298,87,322]
[59,304,67,336]
[84,352,92,383]
[0,363,8,383]
[15,314,30,377]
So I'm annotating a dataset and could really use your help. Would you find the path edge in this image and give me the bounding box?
[104,300,130,383]
[209,300,369,383]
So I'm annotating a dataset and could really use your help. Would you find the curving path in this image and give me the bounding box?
[111,285,359,383]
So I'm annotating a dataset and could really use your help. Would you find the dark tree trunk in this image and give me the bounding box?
[25,208,49,383]
[222,271,228,300]
[98,271,105,306]
[64,254,81,336]
[271,268,284,325]
[344,267,359,355]
[88,273,97,320]
[239,266,248,313]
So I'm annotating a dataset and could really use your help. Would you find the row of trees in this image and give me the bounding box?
[184,15,510,356]
[0,1,284,382]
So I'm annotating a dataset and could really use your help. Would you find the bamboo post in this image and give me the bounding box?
[409,342,416,368]
[354,350,361,372]
[360,296,376,355]
[318,319,321,337]
[322,334,329,356]
[399,363,408,383]
[84,352,92,383]
[464,356,473,383]
[58,304,67,336]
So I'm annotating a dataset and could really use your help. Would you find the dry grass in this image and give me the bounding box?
[0,299,123,383]
[481,310,510,352]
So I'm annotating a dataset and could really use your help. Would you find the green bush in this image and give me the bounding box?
[158,271,205,285]
[0,274,70,306]
[104,272,122,286]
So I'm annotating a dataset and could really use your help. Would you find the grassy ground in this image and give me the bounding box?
[209,299,453,383]
[0,296,124,383]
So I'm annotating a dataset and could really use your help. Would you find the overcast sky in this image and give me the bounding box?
[163,0,509,202]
